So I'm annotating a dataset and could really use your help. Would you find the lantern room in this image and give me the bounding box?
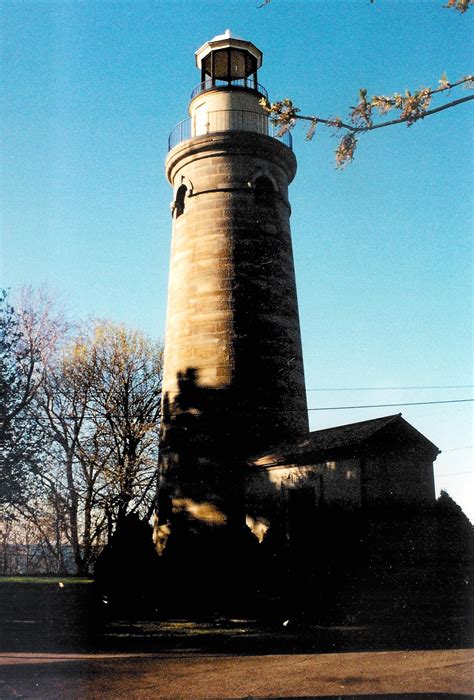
[195,30,263,94]
[167,32,293,150]
[187,31,268,140]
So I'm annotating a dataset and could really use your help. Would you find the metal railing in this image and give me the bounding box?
[190,79,268,101]
[169,118,192,150]
[168,109,292,151]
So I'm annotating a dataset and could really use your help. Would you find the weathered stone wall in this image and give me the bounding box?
[162,131,308,464]
[245,446,436,536]
[245,457,362,544]
[246,457,362,516]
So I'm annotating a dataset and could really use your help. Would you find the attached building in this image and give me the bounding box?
[246,414,439,539]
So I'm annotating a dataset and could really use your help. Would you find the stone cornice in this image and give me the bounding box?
[165,131,297,185]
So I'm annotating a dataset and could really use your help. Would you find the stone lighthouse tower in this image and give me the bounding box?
[158,32,308,535]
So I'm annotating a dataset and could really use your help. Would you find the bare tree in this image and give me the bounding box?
[1,289,163,575]
[35,320,163,574]
[0,288,67,506]
[78,322,163,527]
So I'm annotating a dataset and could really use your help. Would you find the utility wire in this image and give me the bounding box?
[306,384,474,392]
[164,385,473,398]
[163,397,472,412]
[443,445,473,452]
[308,398,473,411]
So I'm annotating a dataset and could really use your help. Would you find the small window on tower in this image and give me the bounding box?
[254,176,274,206]
[175,185,187,218]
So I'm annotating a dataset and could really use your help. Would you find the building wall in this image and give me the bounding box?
[246,456,362,521]
[362,448,436,504]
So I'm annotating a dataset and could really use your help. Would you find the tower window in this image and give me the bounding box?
[175,185,187,218]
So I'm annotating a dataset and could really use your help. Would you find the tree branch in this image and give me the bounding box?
[294,93,474,134]
[262,74,474,167]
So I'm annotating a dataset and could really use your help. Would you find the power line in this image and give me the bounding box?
[443,445,473,452]
[308,398,473,411]
[162,397,472,413]
[306,384,474,392]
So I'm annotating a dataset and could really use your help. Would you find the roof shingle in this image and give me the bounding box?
[251,413,439,468]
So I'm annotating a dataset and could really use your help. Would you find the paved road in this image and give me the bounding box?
[0,648,473,698]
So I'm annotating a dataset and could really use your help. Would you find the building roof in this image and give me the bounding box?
[251,414,440,468]
[304,414,401,451]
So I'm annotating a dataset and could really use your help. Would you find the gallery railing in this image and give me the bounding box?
[190,79,268,101]
[168,109,293,151]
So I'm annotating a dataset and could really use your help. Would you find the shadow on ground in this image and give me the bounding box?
[1,565,472,657]
[1,610,472,657]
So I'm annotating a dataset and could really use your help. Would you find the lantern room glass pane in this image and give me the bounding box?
[213,50,229,79]
[202,54,212,78]
[230,49,247,79]
[245,53,256,76]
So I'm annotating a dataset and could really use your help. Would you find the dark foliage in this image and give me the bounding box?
[94,514,161,618]
[160,517,261,617]
[252,494,473,629]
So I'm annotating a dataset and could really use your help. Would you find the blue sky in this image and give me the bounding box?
[1,1,473,518]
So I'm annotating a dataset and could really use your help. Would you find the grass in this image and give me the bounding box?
[0,575,471,654]
[0,576,93,584]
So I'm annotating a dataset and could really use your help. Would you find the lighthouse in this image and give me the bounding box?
[158,32,308,538]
